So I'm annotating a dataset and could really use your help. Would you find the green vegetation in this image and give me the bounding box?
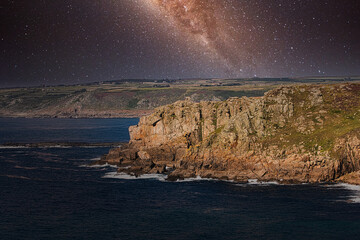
[127,98,139,109]
[262,84,360,154]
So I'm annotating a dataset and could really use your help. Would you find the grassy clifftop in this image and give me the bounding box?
[261,84,360,153]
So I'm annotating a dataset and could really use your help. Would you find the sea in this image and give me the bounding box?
[0,118,359,240]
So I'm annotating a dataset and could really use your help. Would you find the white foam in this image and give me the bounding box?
[0,146,29,149]
[248,179,258,184]
[46,145,72,148]
[80,163,118,168]
[119,166,131,169]
[236,179,280,187]
[90,157,101,161]
[79,145,118,148]
[330,183,360,203]
[103,174,234,183]
[0,145,111,149]
[176,175,218,182]
[248,179,279,185]
[102,172,167,181]
[79,146,101,148]
[0,145,72,149]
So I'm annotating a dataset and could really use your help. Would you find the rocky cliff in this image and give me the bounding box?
[99,83,360,184]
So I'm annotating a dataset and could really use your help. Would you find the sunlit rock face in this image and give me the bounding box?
[99,83,360,184]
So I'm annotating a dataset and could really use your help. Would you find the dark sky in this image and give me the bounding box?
[1,0,360,87]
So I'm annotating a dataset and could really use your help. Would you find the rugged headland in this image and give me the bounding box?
[98,83,360,184]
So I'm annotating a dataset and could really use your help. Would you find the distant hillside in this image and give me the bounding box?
[1,77,358,118]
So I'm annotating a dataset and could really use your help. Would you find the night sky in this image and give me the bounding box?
[1,0,360,87]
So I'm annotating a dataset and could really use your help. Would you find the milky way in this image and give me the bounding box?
[2,0,360,87]
[147,0,255,74]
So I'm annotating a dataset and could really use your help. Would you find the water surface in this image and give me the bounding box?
[0,118,359,240]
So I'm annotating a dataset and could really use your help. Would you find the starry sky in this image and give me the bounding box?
[1,0,360,87]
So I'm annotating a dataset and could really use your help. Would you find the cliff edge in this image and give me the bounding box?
[99,83,360,184]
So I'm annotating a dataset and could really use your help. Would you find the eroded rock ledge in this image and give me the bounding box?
[98,83,360,184]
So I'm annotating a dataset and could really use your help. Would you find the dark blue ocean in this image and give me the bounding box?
[0,118,360,240]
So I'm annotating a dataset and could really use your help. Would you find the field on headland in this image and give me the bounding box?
[1,77,359,118]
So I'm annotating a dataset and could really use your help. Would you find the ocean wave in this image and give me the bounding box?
[80,163,118,168]
[119,166,131,169]
[236,179,280,187]
[102,172,167,181]
[14,165,38,170]
[176,176,220,182]
[0,145,113,149]
[0,145,72,149]
[0,146,29,149]
[78,146,108,148]
[41,145,73,149]
[46,145,112,149]
[326,183,360,203]
[0,174,31,180]
[248,179,279,185]
[100,173,282,184]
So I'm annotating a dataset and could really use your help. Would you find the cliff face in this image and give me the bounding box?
[100,83,360,184]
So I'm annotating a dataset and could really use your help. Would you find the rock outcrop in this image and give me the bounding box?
[99,83,360,184]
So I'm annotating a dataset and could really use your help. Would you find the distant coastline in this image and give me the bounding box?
[0,109,151,119]
[1,77,359,119]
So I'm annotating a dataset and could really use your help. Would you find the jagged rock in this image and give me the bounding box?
[99,83,360,184]
[137,151,151,160]
[337,171,360,185]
